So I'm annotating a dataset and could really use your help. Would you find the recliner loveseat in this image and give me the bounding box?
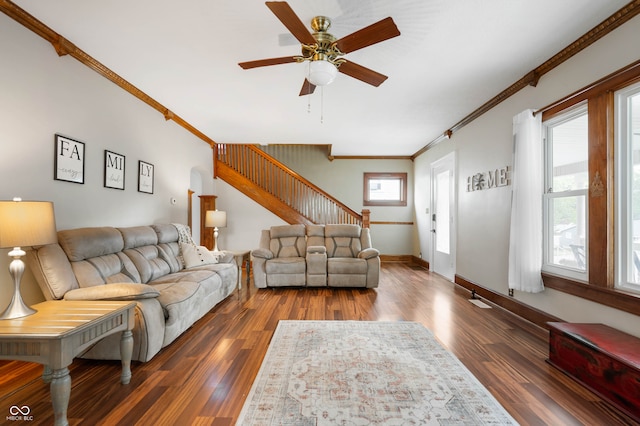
[252,224,380,288]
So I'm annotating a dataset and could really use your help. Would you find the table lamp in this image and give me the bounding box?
[205,210,226,252]
[0,198,57,319]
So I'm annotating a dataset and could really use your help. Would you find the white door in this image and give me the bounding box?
[430,153,456,280]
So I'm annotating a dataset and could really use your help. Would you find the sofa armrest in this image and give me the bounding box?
[63,283,160,301]
[251,248,274,260]
[358,248,380,260]
[307,245,327,255]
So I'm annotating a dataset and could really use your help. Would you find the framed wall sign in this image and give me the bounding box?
[54,134,85,184]
[138,160,154,194]
[104,150,125,190]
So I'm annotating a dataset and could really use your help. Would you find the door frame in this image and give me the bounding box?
[429,152,457,280]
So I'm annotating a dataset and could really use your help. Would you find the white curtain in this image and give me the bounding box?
[508,109,544,293]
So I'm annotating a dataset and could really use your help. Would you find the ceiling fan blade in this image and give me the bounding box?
[299,79,316,96]
[239,56,297,69]
[266,2,317,46]
[334,17,400,54]
[338,60,388,87]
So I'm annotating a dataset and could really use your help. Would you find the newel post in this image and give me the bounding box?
[361,209,370,228]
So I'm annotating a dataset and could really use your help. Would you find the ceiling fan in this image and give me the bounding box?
[239,1,401,96]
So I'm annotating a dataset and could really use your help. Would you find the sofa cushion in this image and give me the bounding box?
[70,252,140,287]
[124,246,172,283]
[63,283,160,301]
[55,227,142,287]
[152,223,180,244]
[120,226,158,248]
[120,226,175,283]
[151,281,201,319]
[151,224,183,272]
[58,227,124,261]
[27,244,80,300]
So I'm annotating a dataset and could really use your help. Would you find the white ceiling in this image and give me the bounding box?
[14,0,630,156]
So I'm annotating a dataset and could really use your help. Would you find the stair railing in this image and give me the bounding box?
[214,144,369,227]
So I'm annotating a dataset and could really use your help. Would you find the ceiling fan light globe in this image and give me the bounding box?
[308,60,337,86]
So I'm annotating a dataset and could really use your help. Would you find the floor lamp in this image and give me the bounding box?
[0,199,57,320]
[205,210,227,252]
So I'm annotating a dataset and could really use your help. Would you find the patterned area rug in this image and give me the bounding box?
[236,321,517,425]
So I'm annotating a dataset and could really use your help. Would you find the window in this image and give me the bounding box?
[363,173,407,206]
[543,106,589,281]
[615,81,640,294]
[538,59,640,316]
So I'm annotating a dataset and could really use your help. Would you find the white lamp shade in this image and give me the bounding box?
[308,60,337,86]
[0,200,57,248]
[205,210,227,228]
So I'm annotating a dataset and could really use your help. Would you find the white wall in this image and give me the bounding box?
[413,15,640,337]
[0,15,218,308]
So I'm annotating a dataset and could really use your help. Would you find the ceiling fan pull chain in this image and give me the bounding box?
[307,63,312,114]
[321,86,324,124]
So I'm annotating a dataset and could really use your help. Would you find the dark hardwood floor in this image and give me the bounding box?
[1,262,637,425]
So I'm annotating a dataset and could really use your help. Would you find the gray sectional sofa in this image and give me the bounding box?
[27,223,237,362]
[252,224,380,288]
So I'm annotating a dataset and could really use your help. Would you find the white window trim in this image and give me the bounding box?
[542,104,589,282]
[615,81,640,294]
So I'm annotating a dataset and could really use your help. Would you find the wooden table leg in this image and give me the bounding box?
[120,330,133,384]
[50,367,71,426]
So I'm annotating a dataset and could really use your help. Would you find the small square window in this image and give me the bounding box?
[363,173,407,206]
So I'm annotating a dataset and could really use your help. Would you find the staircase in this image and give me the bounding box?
[214,144,369,227]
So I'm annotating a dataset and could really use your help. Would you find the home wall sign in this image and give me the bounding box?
[466,166,510,192]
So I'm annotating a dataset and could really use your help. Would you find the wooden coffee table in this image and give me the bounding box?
[0,300,136,426]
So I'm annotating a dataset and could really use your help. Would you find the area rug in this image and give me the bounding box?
[236,320,517,425]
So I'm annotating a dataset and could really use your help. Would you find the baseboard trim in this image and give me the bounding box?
[380,255,429,269]
[454,274,562,329]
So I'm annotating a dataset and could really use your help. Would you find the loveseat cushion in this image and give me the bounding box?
[266,257,306,287]
[269,224,306,258]
[325,224,363,258]
[327,258,367,287]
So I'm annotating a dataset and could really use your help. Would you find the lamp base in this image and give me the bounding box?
[0,249,37,320]
[0,294,36,320]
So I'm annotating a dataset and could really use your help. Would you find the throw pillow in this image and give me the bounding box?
[180,243,219,268]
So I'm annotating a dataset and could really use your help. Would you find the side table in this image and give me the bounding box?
[0,300,136,426]
[228,250,251,289]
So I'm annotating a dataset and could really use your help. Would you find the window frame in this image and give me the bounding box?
[363,172,407,206]
[538,59,640,317]
[614,81,640,294]
[542,104,589,282]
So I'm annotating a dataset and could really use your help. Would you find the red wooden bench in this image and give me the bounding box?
[547,322,640,422]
